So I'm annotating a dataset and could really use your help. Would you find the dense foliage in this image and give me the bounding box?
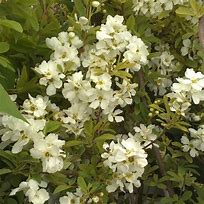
[1,0,204,203]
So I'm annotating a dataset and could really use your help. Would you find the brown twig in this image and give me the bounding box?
[199,16,204,49]
[152,145,174,197]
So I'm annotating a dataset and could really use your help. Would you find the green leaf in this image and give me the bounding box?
[77,176,87,193]
[53,184,70,194]
[116,61,135,70]
[44,120,61,134]
[0,84,26,122]
[175,7,193,16]
[0,42,9,53]
[126,15,135,31]
[65,140,85,147]
[17,66,29,89]
[74,0,86,16]
[0,19,23,33]
[0,168,11,175]
[95,134,115,142]
[6,198,18,204]
[0,56,15,71]
[182,191,192,201]
[84,120,94,142]
[27,12,39,31]
[112,70,132,79]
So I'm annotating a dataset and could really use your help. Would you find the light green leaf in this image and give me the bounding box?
[44,120,61,134]
[84,120,94,141]
[0,168,11,175]
[65,140,85,147]
[74,0,86,16]
[182,191,192,201]
[175,7,193,16]
[0,84,26,122]
[126,15,135,31]
[0,56,15,71]
[53,184,70,194]
[0,19,23,33]
[112,70,132,79]
[95,134,115,142]
[77,177,87,193]
[0,42,9,53]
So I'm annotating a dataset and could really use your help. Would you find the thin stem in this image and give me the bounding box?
[152,145,174,197]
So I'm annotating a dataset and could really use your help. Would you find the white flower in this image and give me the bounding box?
[59,192,80,204]
[35,60,65,96]
[181,136,199,157]
[30,133,65,173]
[96,15,131,56]
[10,179,49,204]
[115,80,137,107]
[123,36,149,71]
[0,115,44,153]
[101,134,147,193]
[107,109,124,123]
[132,0,187,17]
[89,89,114,110]
[171,68,204,104]
[22,95,49,118]
[62,71,91,103]
[91,73,112,90]
[168,92,191,116]
[62,103,91,125]
[133,124,158,148]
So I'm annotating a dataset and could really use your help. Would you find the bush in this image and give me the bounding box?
[1,0,204,203]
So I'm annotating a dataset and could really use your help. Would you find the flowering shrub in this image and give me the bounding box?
[1,0,204,203]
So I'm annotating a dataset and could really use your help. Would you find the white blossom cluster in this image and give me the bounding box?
[0,95,65,174]
[132,0,188,17]
[101,124,158,193]
[34,15,148,135]
[148,44,179,96]
[10,179,49,204]
[59,188,82,204]
[58,187,101,204]
[168,68,204,116]
[132,124,159,148]
[35,31,83,96]
[0,14,151,203]
[83,15,148,72]
[181,126,204,157]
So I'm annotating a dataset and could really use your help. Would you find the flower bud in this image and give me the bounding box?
[92,1,100,7]
[69,32,75,38]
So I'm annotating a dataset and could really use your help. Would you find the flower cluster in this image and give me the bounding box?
[101,134,148,193]
[2,0,204,201]
[0,95,65,173]
[168,68,204,115]
[132,0,188,17]
[33,15,148,136]
[59,189,82,204]
[10,179,49,204]
[35,31,83,95]
[147,44,179,96]
[132,124,159,148]
[181,126,204,157]
[0,14,150,203]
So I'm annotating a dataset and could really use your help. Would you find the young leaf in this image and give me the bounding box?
[0,168,12,175]
[65,140,85,148]
[44,120,61,134]
[53,184,71,194]
[77,177,87,193]
[0,84,26,122]
[0,42,9,53]
[0,19,23,33]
